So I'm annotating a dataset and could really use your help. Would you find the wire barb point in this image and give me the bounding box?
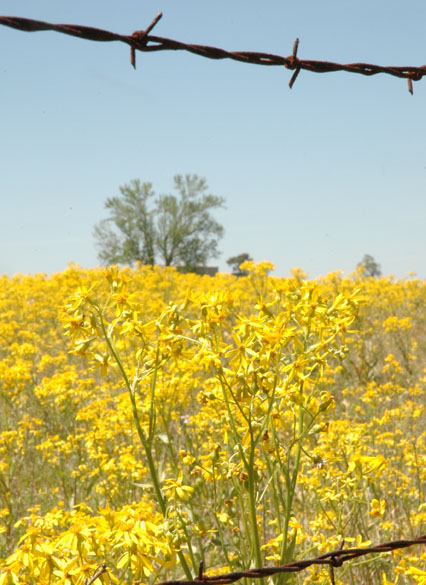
[130,11,163,69]
[198,561,204,581]
[287,37,301,88]
[145,12,163,36]
[289,67,301,88]
[293,37,299,59]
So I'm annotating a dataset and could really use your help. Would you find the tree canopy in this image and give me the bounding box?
[357,254,382,278]
[227,253,253,276]
[94,175,225,269]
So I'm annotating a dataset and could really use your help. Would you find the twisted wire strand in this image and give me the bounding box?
[155,535,426,585]
[1,13,426,93]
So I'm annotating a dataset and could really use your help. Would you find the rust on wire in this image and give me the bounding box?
[153,535,426,585]
[1,13,426,93]
[152,535,426,585]
[83,562,108,585]
[288,37,301,88]
[197,561,204,582]
[329,538,345,585]
[130,11,162,69]
[78,535,425,585]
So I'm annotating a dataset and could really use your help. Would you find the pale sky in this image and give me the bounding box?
[1,0,426,278]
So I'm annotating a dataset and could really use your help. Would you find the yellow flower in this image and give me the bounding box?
[66,284,98,310]
[92,352,115,377]
[348,454,386,475]
[381,573,397,585]
[0,567,20,585]
[52,557,79,585]
[56,523,92,552]
[163,472,194,501]
[370,498,386,518]
[406,566,426,585]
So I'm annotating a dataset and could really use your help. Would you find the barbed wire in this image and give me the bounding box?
[83,535,426,585]
[1,12,426,94]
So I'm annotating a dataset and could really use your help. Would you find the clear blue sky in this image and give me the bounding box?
[1,0,426,278]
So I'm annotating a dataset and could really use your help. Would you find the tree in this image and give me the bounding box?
[357,254,382,278]
[93,180,156,266]
[94,175,225,269]
[227,253,253,276]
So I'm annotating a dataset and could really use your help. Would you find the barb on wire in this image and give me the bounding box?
[84,562,108,585]
[81,535,425,585]
[329,538,345,585]
[1,13,426,93]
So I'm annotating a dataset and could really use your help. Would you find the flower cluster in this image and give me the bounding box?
[0,264,424,585]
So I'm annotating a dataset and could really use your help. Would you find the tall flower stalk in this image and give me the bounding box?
[61,263,360,580]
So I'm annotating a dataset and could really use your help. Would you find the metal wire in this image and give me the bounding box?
[1,12,426,93]
[154,535,426,585]
[76,535,426,585]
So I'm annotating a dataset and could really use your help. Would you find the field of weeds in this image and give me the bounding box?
[0,262,424,585]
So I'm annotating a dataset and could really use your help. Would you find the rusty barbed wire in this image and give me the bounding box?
[154,535,426,585]
[78,535,426,585]
[1,12,426,94]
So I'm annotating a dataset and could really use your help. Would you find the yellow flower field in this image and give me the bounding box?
[0,263,424,585]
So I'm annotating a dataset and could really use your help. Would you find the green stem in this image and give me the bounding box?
[248,442,263,568]
[97,309,193,580]
[280,398,304,567]
[212,476,235,570]
[233,477,252,563]
[176,507,198,573]
[217,373,248,469]
[265,456,283,534]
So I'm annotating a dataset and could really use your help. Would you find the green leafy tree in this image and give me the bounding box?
[357,253,382,278]
[227,253,253,276]
[94,175,225,268]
